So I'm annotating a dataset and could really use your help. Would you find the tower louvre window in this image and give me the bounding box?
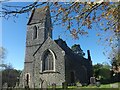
[33,26,37,39]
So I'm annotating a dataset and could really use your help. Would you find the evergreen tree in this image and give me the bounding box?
[71,44,85,57]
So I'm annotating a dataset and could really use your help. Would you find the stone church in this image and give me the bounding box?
[19,6,93,88]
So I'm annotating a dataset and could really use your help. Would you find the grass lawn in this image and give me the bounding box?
[48,82,120,90]
[67,82,120,90]
[13,82,119,90]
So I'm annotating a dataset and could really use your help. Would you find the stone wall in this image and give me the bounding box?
[34,37,66,87]
[65,55,88,84]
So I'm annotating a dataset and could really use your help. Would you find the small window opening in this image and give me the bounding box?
[26,74,29,85]
[33,26,37,39]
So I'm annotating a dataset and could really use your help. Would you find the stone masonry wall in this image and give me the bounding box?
[34,37,66,87]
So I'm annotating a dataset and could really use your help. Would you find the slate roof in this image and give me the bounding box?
[27,6,49,25]
[54,38,87,63]
[54,38,72,54]
[54,38,92,66]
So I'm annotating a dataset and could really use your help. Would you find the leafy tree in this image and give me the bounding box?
[71,44,85,57]
[0,47,6,60]
[0,47,7,71]
[1,64,22,87]
[109,47,120,79]
[93,63,111,81]
[93,63,103,78]
[0,47,21,87]
[0,63,13,70]
[111,49,120,67]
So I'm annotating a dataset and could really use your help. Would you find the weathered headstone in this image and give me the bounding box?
[15,82,19,88]
[96,82,101,87]
[76,82,82,87]
[110,83,119,88]
[90,77,96,85]
[2,83,8,90]
[62,82,68,89]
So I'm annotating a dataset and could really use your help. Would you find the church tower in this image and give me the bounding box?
[25,6,52,62]
[22,6,52,88]
[27,6,52,47]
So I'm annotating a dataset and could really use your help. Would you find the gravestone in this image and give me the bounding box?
[90,77,96,85]
[62,82,68,89]
[110,83,119,88]
[15,82,19,88]
[2,83,8,90]
[76,82,82,87]
[96,82,101,87]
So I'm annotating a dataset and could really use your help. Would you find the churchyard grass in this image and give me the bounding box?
[68,82,119,88]
[47,82,120,89]
[4,82,120,90]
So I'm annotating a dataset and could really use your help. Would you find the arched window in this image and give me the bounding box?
[33,26,37,39]
[42,49,55,71]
